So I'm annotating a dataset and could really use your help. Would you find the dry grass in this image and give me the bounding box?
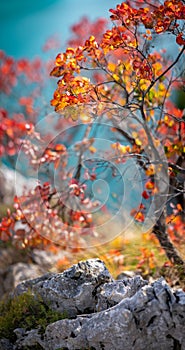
[57,225,167,279]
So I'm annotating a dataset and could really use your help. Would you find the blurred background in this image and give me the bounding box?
[0,0,117,58]
[0,1,184,301]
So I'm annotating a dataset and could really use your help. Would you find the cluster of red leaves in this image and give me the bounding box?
[0,108,34,157]
[19,96,35,116]
[167,203,185,244]
[0,50,43,95]
[0,180,95,249]
[0,51,49,159]
[130,204,146,223]
[51,73,95,112]
[157,100,185,162]
[23,139,68,170]
[68,17,108,47]
[50,0,185,113]
[136,247,156,274]
[101,25,135,52]
[50,43,166,112]
[0,1,185,265]
[110,1,185,41]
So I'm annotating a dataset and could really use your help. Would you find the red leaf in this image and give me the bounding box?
[176,33,185,46]
[142,190,150,199]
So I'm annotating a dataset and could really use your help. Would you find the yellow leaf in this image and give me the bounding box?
[118,144,131,153]
[135,138,142,146]
[107,62,116,72]
[145,164,155,176]
[158,82,166,91]
[89,146,96,153]
[112,74,120,82]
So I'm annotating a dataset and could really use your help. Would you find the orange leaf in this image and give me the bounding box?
[135,211,145,222]
[177,203,182,212]
[145,180,155,190]
[55,144,66,152]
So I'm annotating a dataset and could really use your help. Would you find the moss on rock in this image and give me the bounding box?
[0,290,67,342]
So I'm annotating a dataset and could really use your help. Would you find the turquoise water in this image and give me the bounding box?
[0,0,116,58]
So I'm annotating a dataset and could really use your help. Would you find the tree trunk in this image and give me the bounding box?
[153,211,185,266]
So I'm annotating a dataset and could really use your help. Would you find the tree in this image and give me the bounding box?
[49,0,185,264]
[0,1,184,267]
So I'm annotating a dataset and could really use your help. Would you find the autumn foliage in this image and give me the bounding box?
[0,0,185,269]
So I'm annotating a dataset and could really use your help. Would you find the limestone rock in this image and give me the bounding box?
[44,278,185,350]
[14,328,44,349]
[14,258,113,317]
[96,275,148,311]
[2,259,185,350]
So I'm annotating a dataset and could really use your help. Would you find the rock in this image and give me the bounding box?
[14,328,45,349]
[0,164,37,205]
[0,246,73,300]
[0,338,13,350]
[3,262,45,295]
[44,278,185,350]
[2,259,185,350]
[30,248,72,271]
[14,258,113,317]
[96,275,148,311]
[116,270,137,279]
[0,247,41,299]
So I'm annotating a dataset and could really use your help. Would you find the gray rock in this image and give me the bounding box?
[30,248,72,271]
[0,249,47,299]
[14,258,113,317]
[4,259,185,350]
[44,278,185,350]
[96,275,148,311]
[14,328,45,349]
[0,246,73,300]
[116,270,137,279]
[0,164,37,205]
[4,262,45,295]
[0,339,13,350]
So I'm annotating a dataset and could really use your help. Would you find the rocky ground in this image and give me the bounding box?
[0,258,185,350]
